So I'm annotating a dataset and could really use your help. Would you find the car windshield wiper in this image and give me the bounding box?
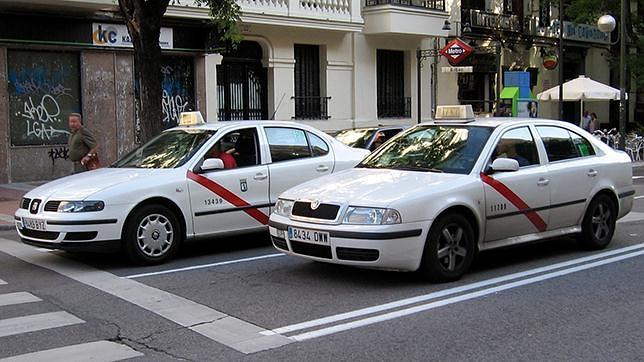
[394,166,443,173]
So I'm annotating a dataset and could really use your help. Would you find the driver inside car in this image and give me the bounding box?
[495,138,530,167]
[206,142,237,169]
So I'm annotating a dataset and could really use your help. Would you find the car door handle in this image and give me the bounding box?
[254,173,268,181]
[537,178,550,186]
[587,169,598,177]
[316,165,329,172]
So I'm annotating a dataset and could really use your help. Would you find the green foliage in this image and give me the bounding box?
[194,0,243,44]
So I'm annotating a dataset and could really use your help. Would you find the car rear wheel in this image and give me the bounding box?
[578,194,616,250]
[420,213,475,283]
[123,204,182,265]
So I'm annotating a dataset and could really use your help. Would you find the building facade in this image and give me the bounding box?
[0,0,639,183]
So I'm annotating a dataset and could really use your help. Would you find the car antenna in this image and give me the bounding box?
[270,93,286,120]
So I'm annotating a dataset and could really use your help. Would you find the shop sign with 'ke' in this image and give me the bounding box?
[439,38,474,66]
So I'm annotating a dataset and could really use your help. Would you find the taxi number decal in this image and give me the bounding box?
[480,173,547,232]
[204,198,224,206]
[187,171,269,225]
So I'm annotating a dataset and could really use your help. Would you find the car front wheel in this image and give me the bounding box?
[578,194,616,250]
[123,204,182,265]
[420,213,475,283]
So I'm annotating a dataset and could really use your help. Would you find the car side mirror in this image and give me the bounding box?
[200,158,224,172]
[488,158,520,173]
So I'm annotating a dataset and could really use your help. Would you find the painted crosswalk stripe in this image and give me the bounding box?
[0,311,84,338]
[0,279,6,285]
[0,340,142,362]
[0,292,41,307]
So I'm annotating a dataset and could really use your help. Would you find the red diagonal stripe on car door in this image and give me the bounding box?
[480,173,547,232]
[187,171,269,225]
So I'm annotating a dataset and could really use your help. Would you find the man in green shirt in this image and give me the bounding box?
[67,113,98,173]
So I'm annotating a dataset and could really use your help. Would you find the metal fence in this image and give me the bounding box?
[377,96,412,118]
[292,96,332,120]
[366,0,445,11]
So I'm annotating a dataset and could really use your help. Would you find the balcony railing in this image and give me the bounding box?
[366,0,445,11]
[292,96,331,120]
[377,96,411,118]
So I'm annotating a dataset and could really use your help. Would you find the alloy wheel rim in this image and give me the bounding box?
[437,223,468,272]
[137,214,174,257]
[591,202,612,241]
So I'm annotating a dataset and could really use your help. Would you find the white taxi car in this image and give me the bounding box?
[15,113,369,264]
[269,106,635,282]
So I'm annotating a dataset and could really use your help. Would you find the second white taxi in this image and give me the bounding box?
[269,106,635,282]
[16,113,369,264]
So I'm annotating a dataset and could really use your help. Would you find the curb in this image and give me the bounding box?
[0,224,15,231]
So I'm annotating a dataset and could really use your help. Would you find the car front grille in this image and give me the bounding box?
[64,232,98,241]
[336,247,379,262]
[20,198,31,209]
[291,202,340,220]
[20,228,60,240]
[271,236,289,251]
[290,240,332,259]
[44,201,61,212]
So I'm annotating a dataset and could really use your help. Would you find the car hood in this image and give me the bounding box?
[25,168,160,200]
[281,168,467,208]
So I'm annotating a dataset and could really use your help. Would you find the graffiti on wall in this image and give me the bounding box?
[47,146,70,165]
[8,51,80,146]
[134,57,195,143]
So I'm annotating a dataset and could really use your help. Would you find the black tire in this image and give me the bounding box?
[123,204,182,265]
[419,213,475,282]
[578,194,616,250]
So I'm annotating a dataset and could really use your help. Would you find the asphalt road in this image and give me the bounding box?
[0,166,643,361]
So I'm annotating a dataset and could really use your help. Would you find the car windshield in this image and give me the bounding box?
[335,129,376,148]
[357,125,493,174]
[113,129,215,169]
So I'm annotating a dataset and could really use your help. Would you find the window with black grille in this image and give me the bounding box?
[377,50,409,118]
[294,44,328,119]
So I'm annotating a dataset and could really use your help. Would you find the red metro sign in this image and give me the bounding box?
[439,38,474,66]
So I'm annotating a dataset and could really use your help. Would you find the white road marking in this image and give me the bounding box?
[289,248,644,341]
[0,279,6,285]
[0,340,143,362]
[0,311,84,338]
[269,243,644,335]
[634,195,644,200]
[0,292,41,307]
[0,215,15,223]
[633,176,644,180]
[125,253,285,279]
[0,238,291,354]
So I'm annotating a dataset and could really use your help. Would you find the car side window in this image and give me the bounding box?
[205,128,260,169]
[493,127,539,167]
[265,127,312,162]
[536,126,588,162]
[382,129,402,141]
[307,132,329,157]
[570,131,596,157]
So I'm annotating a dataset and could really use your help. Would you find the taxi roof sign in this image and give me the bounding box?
[435,105,475,121]
[179,111,205,126]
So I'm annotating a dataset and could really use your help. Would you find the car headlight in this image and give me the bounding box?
[274,199,294,217]
[343,207,402,225]
[57,201,105,213]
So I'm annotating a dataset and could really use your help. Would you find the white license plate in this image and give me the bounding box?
[288,227,330,245]
[22,217,47,231]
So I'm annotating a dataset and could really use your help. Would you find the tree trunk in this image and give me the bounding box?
[119,0,169,143]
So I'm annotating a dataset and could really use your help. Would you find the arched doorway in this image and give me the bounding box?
[217,41,268,120]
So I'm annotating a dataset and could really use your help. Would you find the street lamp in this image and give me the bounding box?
[597,7,627,150]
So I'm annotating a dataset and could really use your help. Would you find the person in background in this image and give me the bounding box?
[370,132,385,151]
[580,110,591,131]
[589,113,600,132]
[67,113,98,174]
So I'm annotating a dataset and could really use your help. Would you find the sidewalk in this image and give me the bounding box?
[1,161,643,231]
